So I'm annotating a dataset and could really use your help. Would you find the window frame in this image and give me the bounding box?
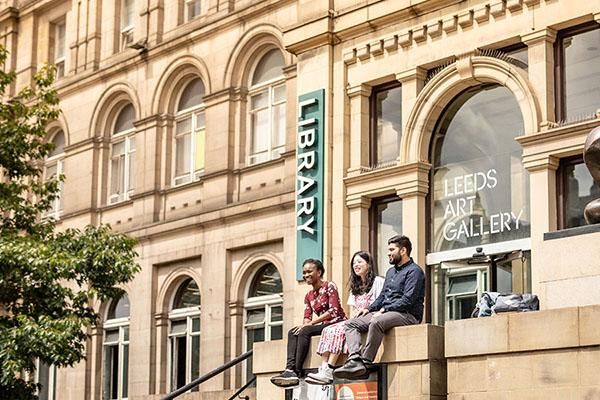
[184,0,202,22]
[108,106,136,205]
[50,17,66,78]
[44,133,65,219]
[554,22,600,122]
[369,195,403,275]
[246,50,287,166]
[556,154,598,230]
[369,81,402,167]
[243,265,283,383]
[102,297,130,400]
[35,359,57,400]
[168,280,201,392]
[173,80,206,186]
[120,0,135,50]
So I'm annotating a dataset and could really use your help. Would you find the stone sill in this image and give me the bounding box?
[445,305,600,358]
[253,323,444,375]
[544,223,600,241]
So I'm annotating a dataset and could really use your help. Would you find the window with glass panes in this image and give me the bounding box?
[557,23,600,121]
[35,359,57,400]
[51,18,66,78]
[371,83,402,166]
[244,264,283,383]
[44,130,65,218]
[103,294,130,400]
[557,156,600,229]
[369,197,402,274]
[248,49,286,165]
[169,279,201,392]
[109,104,136,204]
[174,78,206,185]
[185,0,202,21]
[120,0,135,49]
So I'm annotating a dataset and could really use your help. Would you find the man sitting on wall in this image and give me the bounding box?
[333,234,425,380]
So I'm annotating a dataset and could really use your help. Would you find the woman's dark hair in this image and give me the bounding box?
[303,258,325,277]
[348,251,375,296]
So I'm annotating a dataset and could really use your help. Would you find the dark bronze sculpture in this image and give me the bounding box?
[584,124,600,224]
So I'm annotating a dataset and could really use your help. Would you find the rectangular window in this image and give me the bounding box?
[370,83,402,167]
[44,160,63,218]
[35,360,57,400]
[557,156,599,229]
[369,197,402,274]
[109,136,135,204]
[185,0,202,21]
[120,0,135,50]
[557,23,600,121]
[50,19,66,78]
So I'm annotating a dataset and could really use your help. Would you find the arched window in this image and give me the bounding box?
[174,78,205,185]
[244,263,283,381]
[169,278,201,391]
[248,49,286,165]
[109,104,136,204]
[103,294,130,400]
[44,130,65,218]
[429,84,531,324]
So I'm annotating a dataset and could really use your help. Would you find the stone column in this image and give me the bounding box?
[522,28,557,130]
[395,161,430,269]
[522,154,558,304]
[146,0,164,46]
[346,84,371,175]
[396,67,426,142]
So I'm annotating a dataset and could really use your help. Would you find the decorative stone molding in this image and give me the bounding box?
[398,31,413,48]
[369,39,384,56]
[413,26,427,43]
[474,5,490,23]
[455,51,477,80]
[442,15,458,33]
[457,10,474,29]
[356,44,370,61]
[506,0,523,12]
[383,35,399,52]
[490,1,507,17]
[346,83,372,98]
[427,21,443,38]
[346,195,372,209]
[521,27,557,45]
[522,154,559,172]
[396,67,427,84]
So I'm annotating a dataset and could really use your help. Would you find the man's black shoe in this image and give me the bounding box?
[332,359,367,380]
[270,369,299,387]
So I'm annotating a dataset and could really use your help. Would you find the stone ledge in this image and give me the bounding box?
[253,323,444,374]
[446,305,600,358]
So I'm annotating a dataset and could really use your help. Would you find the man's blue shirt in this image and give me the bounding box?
[367,258,425,322]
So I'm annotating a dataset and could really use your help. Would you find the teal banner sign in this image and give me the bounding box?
[296,89,325,281]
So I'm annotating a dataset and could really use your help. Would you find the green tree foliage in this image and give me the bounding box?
[0,47,140,399]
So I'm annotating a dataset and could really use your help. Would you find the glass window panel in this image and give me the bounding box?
[114,104,135,134]
[447,275,477,295]
[122,0,135,29]
[103,345,119,400]
[55,22,65,59]
[123,326,129,342]
[431,85,529,253]
[191,335,200,380]
[178,79,205,111]
[246,327,265,349]
[563,160,599,228]
[173,279,201,309]
[248,264,282,297]
[177,118,192,135]
[245,309,265,325]
[172,336,187,390]
[374,85,402,164]
[273,85,286,103]
[104,329,120,343]
[110,155,124,196]
[38,362,50,400]
[170,319,187,335]
[270,325,283,341]
[562,27,600,119]
[195,111,205,129]
[122,344,129,398]
[107,294,130,320]
[251,110,269,154]
[194,128,205,173]
[272,103,286,149]
[127,149,135,191]
[252,49,284,85]
[373,199,402,274]
[187,0,201,20]
[49,131,65,157]
[176,134,191,177]
[449,296,478,320]
[45,164,58,180]
[270,306,283,322]
[191,317,200,333]
[251,92,268,110]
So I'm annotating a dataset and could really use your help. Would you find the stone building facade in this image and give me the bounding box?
[2,0,599,399]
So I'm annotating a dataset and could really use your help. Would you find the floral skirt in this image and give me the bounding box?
[316,321,348,355]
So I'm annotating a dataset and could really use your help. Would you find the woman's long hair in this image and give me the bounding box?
[348,250,376,296]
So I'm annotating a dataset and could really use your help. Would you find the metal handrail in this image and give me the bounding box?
[161,349,253,400]
[227,376,256,400]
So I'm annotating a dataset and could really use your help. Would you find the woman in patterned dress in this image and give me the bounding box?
[306,250,384,385]
[270,258,346,388]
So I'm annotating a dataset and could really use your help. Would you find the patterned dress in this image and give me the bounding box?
[304,281,346,324]
[316,276,385,355]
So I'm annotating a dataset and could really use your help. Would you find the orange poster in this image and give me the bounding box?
[334,381,378,400]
